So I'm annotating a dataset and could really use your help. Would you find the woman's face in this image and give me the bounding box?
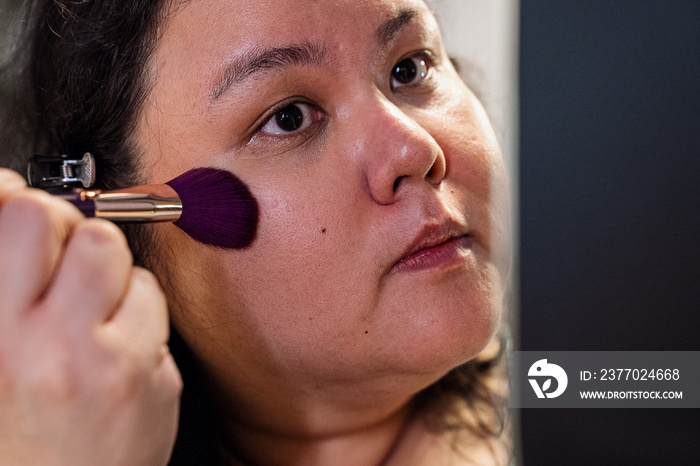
[137,0,510,407]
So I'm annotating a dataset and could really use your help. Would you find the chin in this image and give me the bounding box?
[377,292,502,378]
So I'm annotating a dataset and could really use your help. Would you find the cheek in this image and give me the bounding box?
[445,93,502,188]
[438,86,511,272]
[217,178,373,333]
[256,189,336,257]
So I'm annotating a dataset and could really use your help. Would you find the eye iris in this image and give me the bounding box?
[275,105,304,132]
[393,58,418,84]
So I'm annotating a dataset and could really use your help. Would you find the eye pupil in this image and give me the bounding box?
[393,58,418,84]
[275,105,304,132]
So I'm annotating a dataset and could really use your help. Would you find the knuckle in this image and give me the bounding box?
[98,340,180,406]
[131,266,159,286]
[1,190,81,241]
[131,267,170,336]
[163,356,184,398]
[100,351,144,403]
[74,218,130,252]
[62,220,133,296]
[2,194,54,233]
[68,220,133,282]
[132,267,167,302]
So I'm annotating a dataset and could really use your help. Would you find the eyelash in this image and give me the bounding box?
[254,50,437,140]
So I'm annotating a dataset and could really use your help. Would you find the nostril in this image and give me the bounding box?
[426,165,439,184]
[392,176,405,193]
[426,153,446,186]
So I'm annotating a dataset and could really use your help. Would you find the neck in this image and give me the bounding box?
[221,400,414,466]
[189,334,454,465]
[200,364,440,466]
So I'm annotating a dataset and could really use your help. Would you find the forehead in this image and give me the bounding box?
[162,0,430,41]
[153,0,433,85]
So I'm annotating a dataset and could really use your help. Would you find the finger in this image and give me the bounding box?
[106,267,170,354]
[0,169,27,197]
[42,218,133,331]
[154,349,184,405]
[134,350,182,462]
[0,190,84,321]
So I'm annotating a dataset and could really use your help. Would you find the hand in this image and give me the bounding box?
[0,168,182,465]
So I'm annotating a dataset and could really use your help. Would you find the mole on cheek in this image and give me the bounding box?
[321,228,327,234]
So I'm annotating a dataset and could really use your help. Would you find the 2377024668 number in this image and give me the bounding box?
[599,368,679,381]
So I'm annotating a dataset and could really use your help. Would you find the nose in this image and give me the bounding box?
[362,98,446,205]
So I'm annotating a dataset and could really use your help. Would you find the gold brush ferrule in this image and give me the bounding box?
[94,191,182,222]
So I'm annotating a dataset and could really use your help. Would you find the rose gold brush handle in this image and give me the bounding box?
[93,192,182,222]
[58,184,182,222]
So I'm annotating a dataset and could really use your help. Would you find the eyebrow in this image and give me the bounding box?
[209,8,419,102]
[376,8,417,46]
[210,41,329,101]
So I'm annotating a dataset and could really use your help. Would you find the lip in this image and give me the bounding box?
[389,222,474,275]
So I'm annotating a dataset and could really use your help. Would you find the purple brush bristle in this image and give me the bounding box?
[166,167,258,249]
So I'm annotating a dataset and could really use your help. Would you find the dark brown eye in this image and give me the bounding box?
[274,104,304,132]
[260,102,323,136]
[391,55,429,89]
[393,57,418,84]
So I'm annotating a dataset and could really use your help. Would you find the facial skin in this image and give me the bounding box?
[137,0,510,463]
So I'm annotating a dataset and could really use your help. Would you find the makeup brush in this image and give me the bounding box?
[58,167,258,249]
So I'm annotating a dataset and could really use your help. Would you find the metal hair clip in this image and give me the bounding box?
[27,152,96,189]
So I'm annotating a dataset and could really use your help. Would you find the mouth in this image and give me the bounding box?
[389,222,474,275]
